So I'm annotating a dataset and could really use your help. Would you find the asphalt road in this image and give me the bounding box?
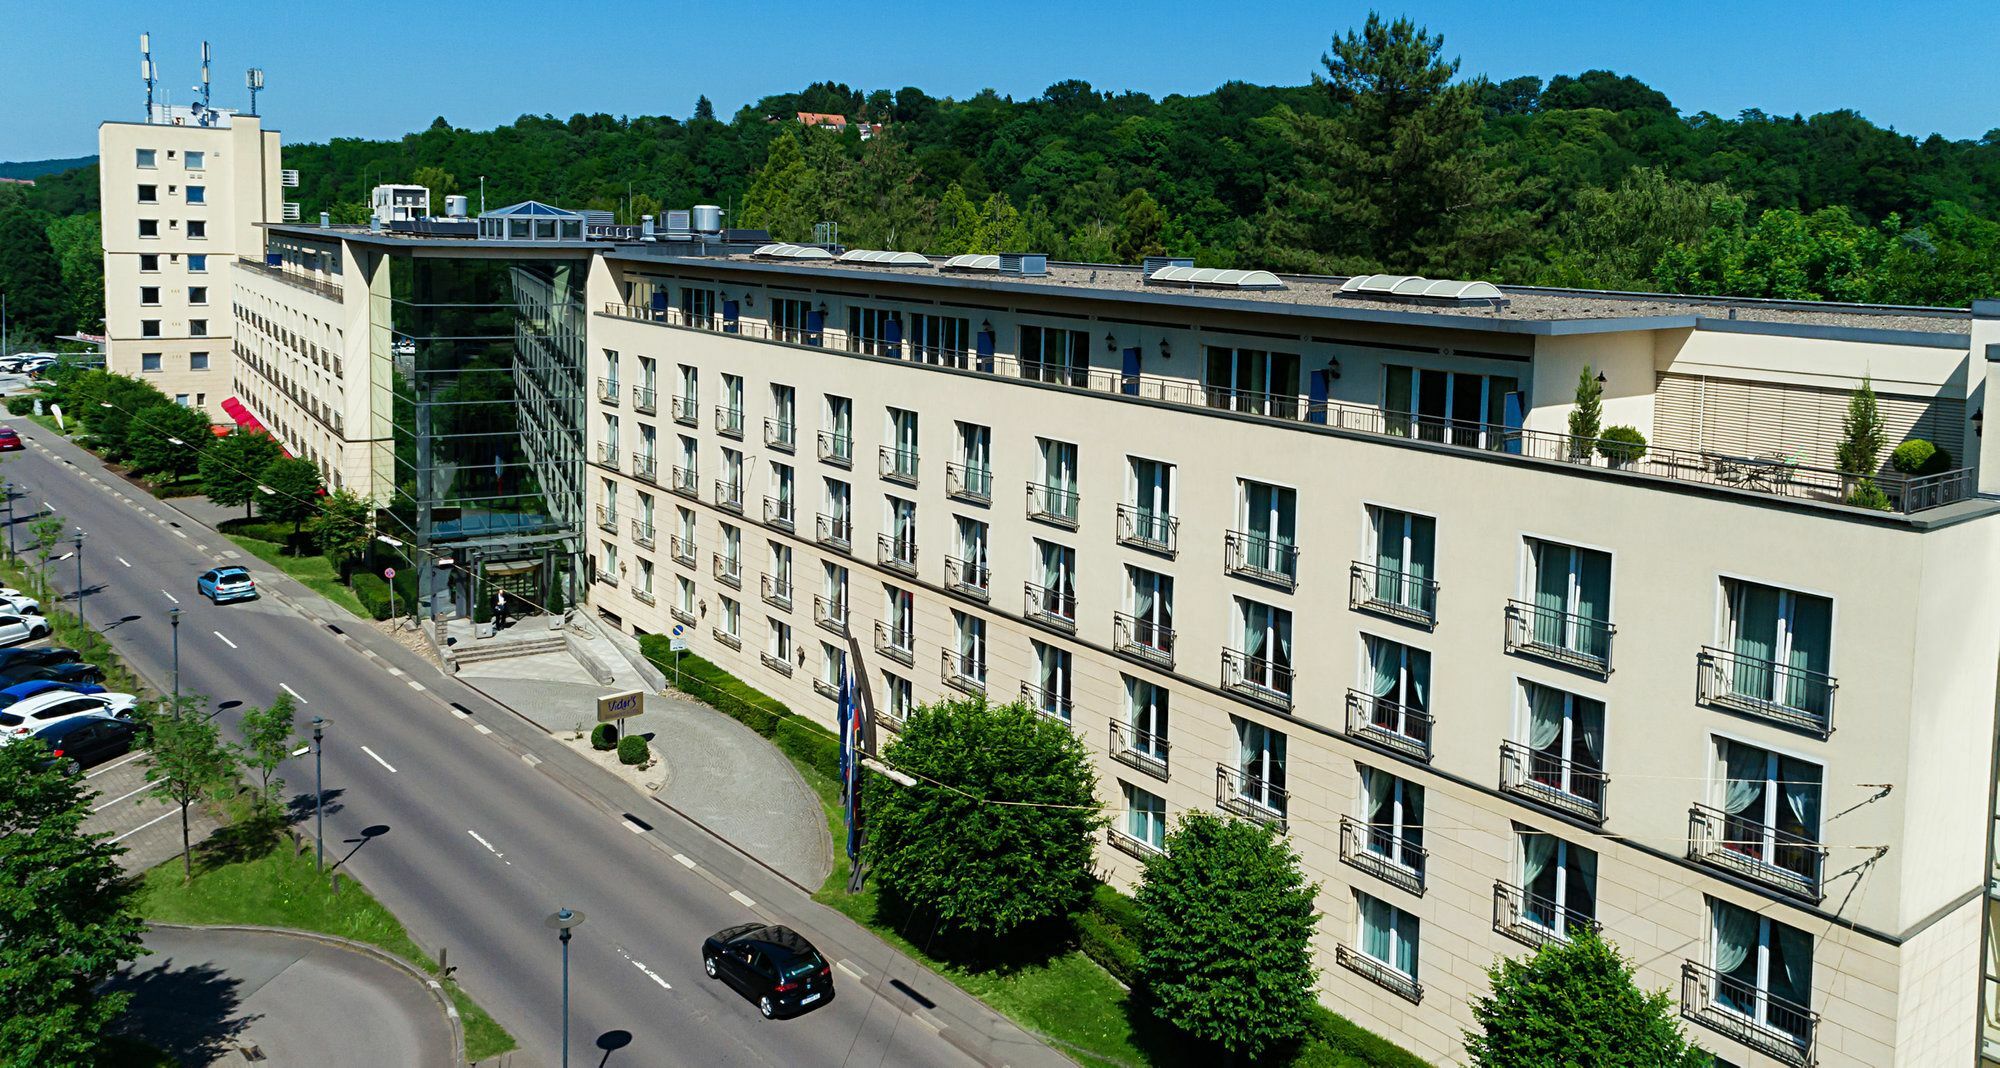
[7,424,1060,1068]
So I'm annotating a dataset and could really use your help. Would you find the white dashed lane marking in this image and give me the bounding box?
[212,631,237,649]
[729,890,756,908]
[280,683,307,704]
[360,745,397,773]
[472,724,492,735]
[671,853,697,869]
[407,680,426,692]
[521,754,542,767]
[117,557,131,568]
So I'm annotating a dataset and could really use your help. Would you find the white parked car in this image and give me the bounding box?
[0,690,137,738]
[0,593,44,616]
[0,613,51,648]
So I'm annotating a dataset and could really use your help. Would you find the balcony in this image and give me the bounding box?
[1214,764,1287,828]
[1499,741,1607,823]
[630,453,658,483]
[1680,961,1818,1067]
[712,552,742,589]
[669,535,696,567]
[944,556,990,601]
[1339,815,1426,895]
[1111,612,1175,669]
[1115,504,1178,556]
[715,405,745,439]
[813,594,849,636]
[630,519,656,550]
[1024,581,1077,631]
[1697,647,1836,737]
[671,394,697,426]
[1026,482,1080,529]
[877,533,918,575]
[1349,561,1438,628]
[669,604,696,626]
[714,479,744,514]
[818,431,853,468]
[1105,824,1163,861]
[763,495,797,531]
[712,627,742,651]
[815,513,852,552]
[1224,530,1299,590]
[813,677,840,700]
[1220,648,1293,709]
[940,648,985,694]
[946,462,992,505]
[1504,600,1615,676]
[1687,803,1827,901]
[761,651,795,677]
[760,573,793,610]
[1493,880,1601,949]
[874,620,914,666]
[880,446,919,486]
[1021,681,1072,721]
[634,588,655,606]
[596,377,620,404]
[595,442,619,470]
[594,505,618,533]
[1109,720,1170,780]
[765,417,795,452]
[670,465,699,499]
[631,385,657,415]
[1335,944,1421,1004]
[1344,690,1433,762]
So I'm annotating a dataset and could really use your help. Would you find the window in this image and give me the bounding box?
[135,148,157,168]
[821,642,848,692]
[676,364,699,421]
[1019,325,1090,385]
[638,558,655,596]
[823,395,852,460]
[604,540,620,579]
[187,253,206,272]
[769,618,793,662]
[139,253,159,272]
[1707,738,1824,892]
[1517,832,1597,939]
[1124,676,1169,760]
[720,523,742,573]
[909,312,970,366]
[822,562,849,623]
[720,446,744,503]
[1123,566,1173,657]
[638,355,657,398]
[1517,538,1613,669]
[952,611,986,683]
[679,286,717,326]
[883,672,913,725]
[1358,892,1419,979]
[675,576,695,617]
[1229,596,1293,699]
[767,541,793,599]
[883,584,914,651]
[1709,900,1814,1047]
[140,286,161,306]
[952,422,992,499]
[676,506,696,550]
[174,394,190,406]
[883,496,917,568]
[603,349,620,393]
[1384,365,1520,448]
[1206,345,1301,418]
[885,408,919,480]
[187,220,206,239]
[1512,680,1607,817]
[137,184,158,204]
[1029,641,1072,720]
[720,596,740,639]
[769,384,796,444]
[189,351,209,371]
[952,516,989,591]
[1123,457,1175,548]
[139,352,161,372]
[1031,539,1076,623]
[1232,479,1298,582]
[822,478,852,541]
[138,219,159,239]
[1713,580,1834,726]
[1357,635,1430,752]
[1234,717,1287,814]
[189,319,207,337]
[721,373,744,430]
[188,286,208,305]
[601,414,619,460]
[184,150,204,169]
[1123,782,1167,851]
[847,306,900,357]
[1360,767,1424,875]
[771,297,814,344]
[768,462,795,524]
[186,185,206,205]
[1034,438,1079,522]
[1362,506,1437,619]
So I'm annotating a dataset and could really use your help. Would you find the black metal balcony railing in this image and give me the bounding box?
[596,442,619,470]
[1697,647,1837,737]
[815,513,852,551]
[877,533,918,574]
[714,479,744,513]
[712,552,742,589]
[594,505,618,532]
[671,394,697,426]
[1687,803,1828,901]
[1344,689,1434,762]
[760,573,793,609]
[1026,482,1080,528]
[1492,880,1601,949]
[1109,720,1170,780]
[1349,561,1438,627]
[1499,741,1608,822]
[818,431,853,467]
[1215,764,1287,827]
[1339,815,1426,895]
[1105,824,1163,860]
[631,385,657,414]
[669,535,696,566]
[1024,581,1077,630]
[1111,611,1175,668]
[715,405,745,438]
[1225,530,1300,589]
[813,594,849,636]
[630,452,658,482]
[596,377,619,403]
[1021,681,1073,722]
[764,417,795,451]
[630,519,655,550]
[670,465,699,498]
[940,648,985,693]
[1680,961,1818,1067]
[1221,648,1293,708]
[874,620,914,665]
[880,446,919,486]
[1335,944,1422,1004]
[1504,600,1615,675]
[1116,504,1179,556]
[944,556,990,600]
[946,462,992,504]
[763,495,795,530]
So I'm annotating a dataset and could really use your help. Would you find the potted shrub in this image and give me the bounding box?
[1595,425,1648,468]
[1889,439,1951,476]
[1567,366,1603,461]
[591,722,618,750]
[618,733,651,766]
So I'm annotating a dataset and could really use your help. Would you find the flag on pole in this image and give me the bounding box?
[837,668,858,863]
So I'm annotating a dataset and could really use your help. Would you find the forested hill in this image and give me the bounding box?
[4,15,1999,353]
[0,155,95,180]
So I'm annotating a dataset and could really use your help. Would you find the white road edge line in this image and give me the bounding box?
[108,807,178,843]
[85,750,146,779]
[161,590,179,604]
[671,853,697,869]
[280,683,307,704]
[836,959,865,980]
[521,754,541,767]
[729,890,756,908]
[212,631,237,649]
[360,745,398,773]
[628,957,671,991]
[407,680,426,691]
[472,723,492,735]
[468,829,502,857]
[117,557,131,568]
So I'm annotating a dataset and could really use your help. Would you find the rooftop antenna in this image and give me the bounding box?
[246,67,264,116]
[200,41,212,114]
[140,32,155,121]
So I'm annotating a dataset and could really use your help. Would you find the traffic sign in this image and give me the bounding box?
[669,638,688,652]
[671,624,685,637]
[383,566,396,579]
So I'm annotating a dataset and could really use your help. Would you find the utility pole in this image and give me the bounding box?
[169,606,181,711]
[70,531,85,625]
[311,716,328,872]
[2,480,13,560]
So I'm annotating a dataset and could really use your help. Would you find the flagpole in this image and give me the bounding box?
[840,669,862,893]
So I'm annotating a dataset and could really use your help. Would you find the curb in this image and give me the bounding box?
[144,921,469,1066]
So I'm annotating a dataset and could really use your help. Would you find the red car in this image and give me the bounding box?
[0,428,22,452]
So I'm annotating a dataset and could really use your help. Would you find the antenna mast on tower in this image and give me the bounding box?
[200,41,211,113]
[140,32,155,120]
[246,67,264,116]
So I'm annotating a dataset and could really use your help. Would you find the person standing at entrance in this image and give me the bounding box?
[494,590,509,631]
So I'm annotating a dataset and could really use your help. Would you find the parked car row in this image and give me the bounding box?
[0,353,62,375]
[0,631,134,772]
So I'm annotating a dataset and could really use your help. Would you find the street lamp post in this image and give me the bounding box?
[545,907,587,1068]
[2,480,13,560]
[169,606,181,713]
[70,531,85,625]
[311,716,328,872]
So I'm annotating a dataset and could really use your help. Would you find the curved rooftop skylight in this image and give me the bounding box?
[837,249,931,267]
[753,243,835,260]
[1144,265,1286,290]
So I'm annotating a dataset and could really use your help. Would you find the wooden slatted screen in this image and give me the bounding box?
[1652,372,1964,473]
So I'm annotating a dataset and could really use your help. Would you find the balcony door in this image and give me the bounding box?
[1727,582,1832,714]
[1206,346,1301,418]
[1239,480,1297,576]
[1371,506,1435,611]
[1125,677,1168,759]
[1384,365,1518,448]
[1363,635,1429,735]
[1235,718,1286,811]
[1128,566,1173,649]
[1235,597,1293,693]
[1361,767,1423,872]
[1712,901,1814,1044]
[1529,540,1611,661]
[1718,739,1823,883]
[1521,832,1596,935]
[1523,681,1604,803]
[1128,457,1174,541]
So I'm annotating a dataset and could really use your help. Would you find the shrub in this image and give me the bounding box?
[349,573,394,620]
[1890,438,1951,476]
[591,723,618,750]
[617,734,650,765]
[1076,886,1141,986]
[1846,478,1891,510]
[1595,424,1647,466]
[5,396,35,416]
[1465,928,1707,1067]
[1302,1006,1433,1068]
[773,717,841,780]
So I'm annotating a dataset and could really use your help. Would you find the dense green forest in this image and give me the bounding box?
[5,14,1999,353]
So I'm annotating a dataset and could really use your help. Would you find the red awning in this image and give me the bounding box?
[219,397,263,430]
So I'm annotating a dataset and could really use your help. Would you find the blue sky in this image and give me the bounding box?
[2,0,1992,161]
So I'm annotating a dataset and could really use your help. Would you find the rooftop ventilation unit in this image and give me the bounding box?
[838,249,931,267]
[1142,256,1194,278]
[998,253,1047,277]
[754,243,836,261]
[1340,273,1508,307]
[940,254,1002,272]
[1144,265,1285,290]
[664,210,692,237]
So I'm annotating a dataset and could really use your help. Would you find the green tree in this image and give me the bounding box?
[1569,365,1603,456]
[124,402,211,479]
[1135,812,1319,1061]
[43,212,103,334]
[1113,188,1169,262]
[258,456,325,537]
[201,430,284,519]
[238,691,298,808]
[863,696,1102,945]
[0,739,147,1066]
[693,95,716,122]
[409,165,458,210]
[29,514,65,596]
[0,194,64,352]
[308,487,374,569]
[70,371,172,459]
[738,129,814,240]
[1466,929,1709,1067]
[143,698,239,884]
[1837,375,1886,477]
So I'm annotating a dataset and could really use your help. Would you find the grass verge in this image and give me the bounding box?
[216,520,370,619]
[134,813,517,1061]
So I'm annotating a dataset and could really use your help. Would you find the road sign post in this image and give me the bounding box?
[670,625,687,687]
[384,567,397,627]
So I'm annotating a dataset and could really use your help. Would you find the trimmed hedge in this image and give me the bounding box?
[635,639,846,780]
[1300,1006,1434,1068]
[774,716,841,780]
[590,723,617,751]
[5,396,35,416]
[617,734,650,765]
[350,573,394,620]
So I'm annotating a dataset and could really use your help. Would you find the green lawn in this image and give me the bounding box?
[217,526,370,619]
[135,818,517,1061]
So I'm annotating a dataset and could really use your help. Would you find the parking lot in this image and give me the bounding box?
[78,745,224,874]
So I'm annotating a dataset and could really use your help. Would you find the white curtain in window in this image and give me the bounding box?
[1781,756,1821,838]
[1723,743,1765,815]
[1714,902,1757,975]
[1521,832,1557,889]
[1527,684,1564,750]
[1575,698,1604,767]
[1367,637,1397,699]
